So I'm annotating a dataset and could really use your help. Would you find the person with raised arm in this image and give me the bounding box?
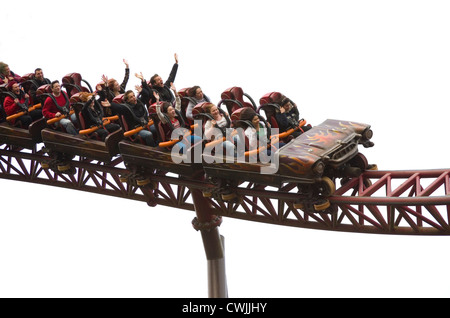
[149,53,179,104]
[101,59,130,101]
[98,59,130,117]
[79,91,120,141]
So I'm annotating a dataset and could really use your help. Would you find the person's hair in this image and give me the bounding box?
[107,78,117,90]
[34,68,43,74]
[150,74,159,86]
[239,107,257,121]
[79,92,94,103]
[51,80,60,89]
[7,80,18,91]
[123,90,134,102]
[281,98,291,107]
[0,62,9,75]
[204,103,216,114]
[188,86,201,97]
[160,101,172,113]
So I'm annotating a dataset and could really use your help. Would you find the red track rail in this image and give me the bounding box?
[1,144,450,235]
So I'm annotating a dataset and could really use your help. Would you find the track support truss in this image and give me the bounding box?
[1,144,450,235]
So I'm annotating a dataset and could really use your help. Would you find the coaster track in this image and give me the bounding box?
[1,143,450,235]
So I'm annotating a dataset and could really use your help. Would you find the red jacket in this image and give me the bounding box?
[43,93,68,119]
[3,94,30,124]
[4,95,29,116]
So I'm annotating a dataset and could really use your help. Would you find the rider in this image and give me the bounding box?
[121,90,156,147]
[275,98,311,137]
[42,80,78,135]
[3,81,42,128]
[79,92,121,141]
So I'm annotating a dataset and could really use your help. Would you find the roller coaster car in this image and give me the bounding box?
[0,91,46,149]
[202,117,374,199]
[40,92,123,163]
[118,103,204,178]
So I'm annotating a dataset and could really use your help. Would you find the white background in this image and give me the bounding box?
[1,0,450,297]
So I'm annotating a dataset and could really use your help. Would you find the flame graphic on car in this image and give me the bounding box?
[339,122,351,128]
[305,129,341,146]
[339,121,363,131]
[279,156,315,174]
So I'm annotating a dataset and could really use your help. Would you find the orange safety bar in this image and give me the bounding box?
[123,126,144,137]
[244,120,302,157]
[6,103,42,122]
[204,137,226,149]
[123,119,154,138]
[270,119,306,140]
[205,120,306,156]
[79,126,99,135]
[245,145,267,157]
[158,130,192,148]
[158,138,180,148]
[104,115,119,122]
[204,129,238,149]
[46,110,75,125]
[78,115,120,135]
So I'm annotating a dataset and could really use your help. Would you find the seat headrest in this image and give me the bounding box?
[21,73,35,81]
[221,86,254,112]
[230,87,244,101]
[112,93,124,103]
[221,86,241,100]
[36,84,52,95]
[230,107,247,121]
[178,87,191,97]
[192,102,215,119]
[260,92,284,105]
[62,73,82,86]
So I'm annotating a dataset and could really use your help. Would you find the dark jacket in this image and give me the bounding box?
[82,97,104,127]
[29,77,51,104]
[149,63,178,104]
[275,107,300,132]
[124,100,149,128]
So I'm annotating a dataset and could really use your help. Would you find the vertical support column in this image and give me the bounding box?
[191,188,228,298]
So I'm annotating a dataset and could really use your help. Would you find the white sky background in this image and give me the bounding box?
[1,0,450,297]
